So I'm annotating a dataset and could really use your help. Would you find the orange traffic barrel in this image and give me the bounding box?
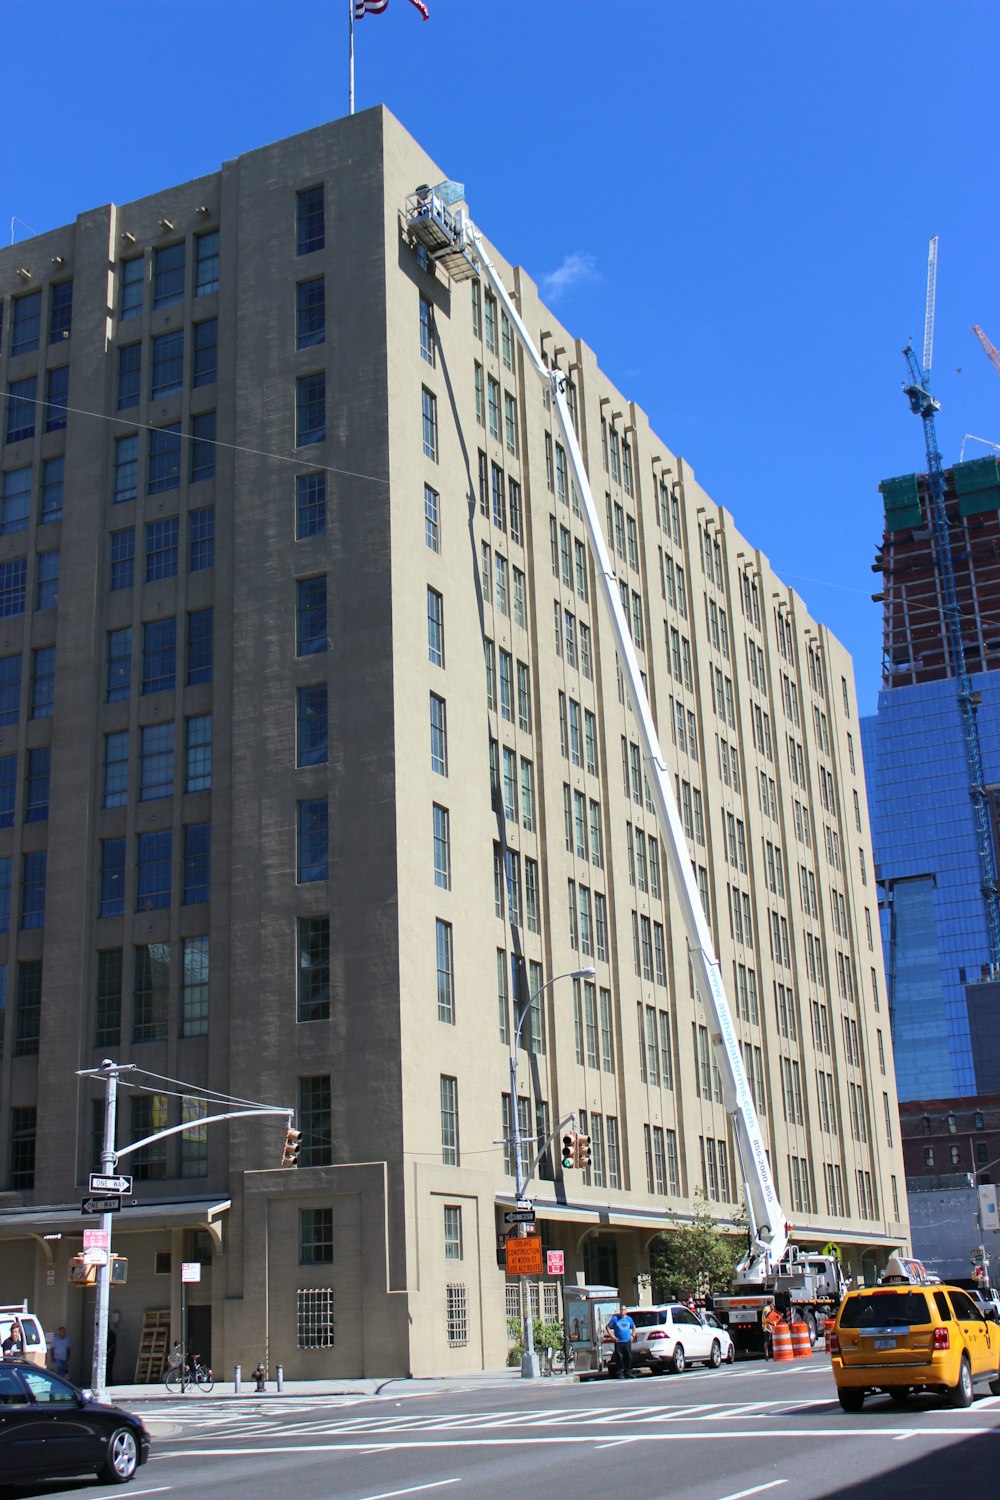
[824,1318,835,1353]
[772,1321,794,1362]
[790,1320,812,1359]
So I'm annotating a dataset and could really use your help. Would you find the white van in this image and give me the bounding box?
[0,1304,46,1367]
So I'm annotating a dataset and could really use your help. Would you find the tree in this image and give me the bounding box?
[649,1191,747,1299]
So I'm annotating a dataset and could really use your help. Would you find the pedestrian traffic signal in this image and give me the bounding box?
[576,1133,592,1169]
[280,1127,302,1167]
[561,1131,578,1169]
[110,1255,128,1285]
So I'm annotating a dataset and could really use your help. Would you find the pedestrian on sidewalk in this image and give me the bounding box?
[49,1327,71,1376]
[606,1305,636,1380]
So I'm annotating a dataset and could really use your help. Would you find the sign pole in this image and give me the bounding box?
[90,1062,118,1401]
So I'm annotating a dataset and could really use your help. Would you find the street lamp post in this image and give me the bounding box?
[509,965,595,1379]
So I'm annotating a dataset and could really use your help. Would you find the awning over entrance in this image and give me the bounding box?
[0,1198,231,1241]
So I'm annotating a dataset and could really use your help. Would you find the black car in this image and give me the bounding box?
[0,1360,150,1485]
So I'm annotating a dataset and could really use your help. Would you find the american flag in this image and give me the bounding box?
[354,0,429,17]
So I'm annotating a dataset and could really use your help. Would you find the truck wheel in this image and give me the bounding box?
[803,1310,817,1345]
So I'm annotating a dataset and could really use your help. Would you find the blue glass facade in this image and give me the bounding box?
[861,674,1000,1101]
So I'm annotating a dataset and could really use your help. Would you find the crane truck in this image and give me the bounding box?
[405,185,840,1354]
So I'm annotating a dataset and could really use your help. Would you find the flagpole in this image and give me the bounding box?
[349,0,355,115]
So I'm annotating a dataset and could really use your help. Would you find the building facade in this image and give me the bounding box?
[0,107,906,1382]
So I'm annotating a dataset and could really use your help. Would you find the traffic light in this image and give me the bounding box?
[576,1133,592,1170]
[561,1131,578,1170]
[280,1128,302,1167]
[110,1255,128,1285]
[69,1256,97,1286]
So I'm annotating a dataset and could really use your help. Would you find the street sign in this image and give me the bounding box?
[89,1173,133,1195]
[82,1247,108,1267]
[546,1250,565,1275]
[505,1235,543,1276]
[504,1210,536,1225]
[515,1198,532,1210]
[80,1197,122,1215]
[83,1229,109,1250]
[181,1262,202,1283]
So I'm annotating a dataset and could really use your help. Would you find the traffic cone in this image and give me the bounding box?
[790,1320,812,1359]
[771,1321,794,1362]
[824,1318,835,1354]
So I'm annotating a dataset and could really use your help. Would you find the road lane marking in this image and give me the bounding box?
[91,1489,171,1500]
[355,1483,461,1500]
[716,1484,787,1500]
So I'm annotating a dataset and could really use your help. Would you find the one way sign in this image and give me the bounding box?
[89,1173,133,1195]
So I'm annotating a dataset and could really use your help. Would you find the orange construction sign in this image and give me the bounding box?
[505,1236,543,1276]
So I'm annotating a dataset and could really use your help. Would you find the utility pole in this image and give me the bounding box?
[77,1059,133,1402]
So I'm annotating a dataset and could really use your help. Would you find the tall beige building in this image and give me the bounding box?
[0,107,907,1379]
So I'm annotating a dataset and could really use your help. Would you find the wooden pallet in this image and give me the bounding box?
[134,1309,171,1383]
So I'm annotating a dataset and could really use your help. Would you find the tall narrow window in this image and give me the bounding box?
[185,714,212,792]
[297,684,328,767]
[297,186,325,255]
[297,578,327,656]
[296,373,326,446]
[297,798,329,883]
[153,244,185,308]
[299,1075,333,1166]
[120,258,144,321]
[298,916,330,1022]
[430,694,447,775]
[433,805,451,889]
[427,588,445,666]
[50,282,73,342]
[136,831,172,911]
[422,387,438,460]
[151,330,184,398]
[180,936,209,1037]
[192,319,217,386]
[183,823,210,904]
[25,747,51,823]
[440,1075,459,1165]
[297,278,325,349]
[187,609,213,685]
[436,919,455,1023]
[142,618,176,694]
[296,472,326,538]
[195,231,219,294]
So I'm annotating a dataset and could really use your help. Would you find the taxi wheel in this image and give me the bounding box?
[949,1356,974,1409]
[888,1389,910,1406]
[838,1387,865,1412]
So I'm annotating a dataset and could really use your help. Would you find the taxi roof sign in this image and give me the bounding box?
[881,1254,932,1285]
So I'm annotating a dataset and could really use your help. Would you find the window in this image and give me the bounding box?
[45,366,68,431]
[148,423,181,493]
[300,1206,334,1265]
[11,291,41,355]
[21,851,46,929]
[120,257,144,320]
[30,647,54,719]
[297,472,326,538]
[190,411,215,482]
[48,281,73,339]
[296,373,326,446]
[145,517,179,581]
[297,798,328,882]
[142,618,176,694]
[297,186,325,255]
[114,434,138,503]
[151,330,184,398]
[446,1284,468,1346]
[427,588,445,666]
[153,244,185,308]
[103,731,128,809]
[299,1075,332,1167]
[1,468,31,534]
[6,376,37,442]
[424,483,440,551]
[0,656,19,727]
[35,550,59,610]
[298,916,330,1022]
[99,838,126,917]
[444,1205,463,1260]
[181,935,209,1037]
[180,1098,208,1177]
[182,825,210,904]
[420,294,434,363]
[110,528,134,590]
[24,745,50,824]
[436,918,455,1022]
[430,693,447,774]
[297,684,328,766]
[129,1090,169,1176]
[192,319,217,386]
[187,608,213,685]
[195,231,219,295]
[136,831,172,911]
[117,345,141,410]
[107,627,132,702]
[189,507,214,572]
[297,1288,334,1348]
[297,577,327,656]
[0,757,14,828]
[9,1106,36,1189]
[41,456,63,523]
[297,279,325,349]
[440,1075,459,1164]
[433,805,451,889]
[95,949,123,1047]
[422,387,438,460]
[0,559,26,618]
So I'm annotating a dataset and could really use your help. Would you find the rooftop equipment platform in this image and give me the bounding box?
[405,184,479,282]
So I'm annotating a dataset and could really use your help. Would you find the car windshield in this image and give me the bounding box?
[839,1291,931,1329]
[629,1310,669,1329]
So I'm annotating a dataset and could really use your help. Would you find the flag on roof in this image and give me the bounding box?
[354,1,389,15]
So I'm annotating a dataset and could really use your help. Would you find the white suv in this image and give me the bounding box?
[624,1303,728,1374]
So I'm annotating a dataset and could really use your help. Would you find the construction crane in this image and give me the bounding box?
[971,324,1000,380]
[902,241,1000,969]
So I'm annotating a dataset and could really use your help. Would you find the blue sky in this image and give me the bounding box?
[6,0,998,713]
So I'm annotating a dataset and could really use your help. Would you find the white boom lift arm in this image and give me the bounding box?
[406,189,788,1280]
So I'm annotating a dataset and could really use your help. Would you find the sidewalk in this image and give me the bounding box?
[103,1366,575,1404]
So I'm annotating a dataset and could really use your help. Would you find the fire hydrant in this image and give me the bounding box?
[253,1362,267,1393]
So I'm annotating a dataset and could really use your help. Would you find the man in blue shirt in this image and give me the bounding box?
[606,1305,636,1379]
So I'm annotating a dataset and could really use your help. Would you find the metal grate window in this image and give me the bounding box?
[446,1283,468,1347]
[505,1283,520,1322]
[297,1288,335,1348]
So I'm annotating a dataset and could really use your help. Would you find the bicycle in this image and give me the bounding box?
[164,1346,215,1394]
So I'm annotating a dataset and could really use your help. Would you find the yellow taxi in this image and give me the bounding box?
[831,1256,1000,1411]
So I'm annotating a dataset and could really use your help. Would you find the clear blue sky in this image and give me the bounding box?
[6,0,998,713]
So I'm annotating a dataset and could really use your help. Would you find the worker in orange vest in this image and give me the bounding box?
[762,1304,784,1360]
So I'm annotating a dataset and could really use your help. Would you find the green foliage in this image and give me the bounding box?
[649,1190,747,1299]
[506,1316,564,1365]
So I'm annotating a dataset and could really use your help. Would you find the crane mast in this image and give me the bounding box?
[406,187,788,1278]
[901,242,1000,969]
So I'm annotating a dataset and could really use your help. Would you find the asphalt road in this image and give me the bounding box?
[19,1358,1000,1500]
